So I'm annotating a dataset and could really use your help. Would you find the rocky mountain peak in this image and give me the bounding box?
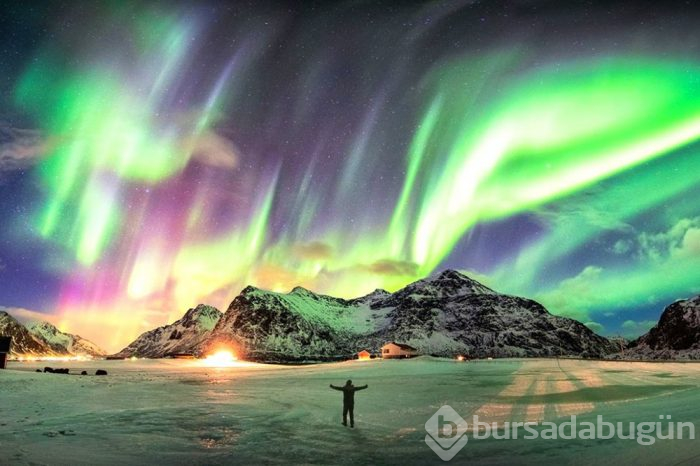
[615,294,700,360]
[112,304,223,358]
[365,288,391,299]
[180,304,222,330]
[0,309,106,357]
[27,320,69,344]
[290,286,314,295]
[183,303,220,318]
[433,269,491,287]
[395,269,496,299]
[435,269,468,280]
[636,295,700,351]
[27,320,58,332]
[116,271,619,362]
[241,285,260,295]
[201,270,615,361]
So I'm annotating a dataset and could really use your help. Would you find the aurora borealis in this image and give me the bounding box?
[1,1,700,351]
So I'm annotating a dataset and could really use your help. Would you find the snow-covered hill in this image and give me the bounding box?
[26,321,106,357]
[0,311,54,356]
[205,285,369,361]
[623,295,700,360]
[0,311,105,357]
[113,304,222,358]
[206,270,617,361]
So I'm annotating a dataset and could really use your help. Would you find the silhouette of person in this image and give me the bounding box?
[330,379,368,428]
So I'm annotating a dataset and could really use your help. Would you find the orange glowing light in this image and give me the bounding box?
[13,354,92,362]
[203,350,238,367]
[456,355,466,361]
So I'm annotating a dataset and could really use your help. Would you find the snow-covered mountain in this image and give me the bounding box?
[0,311,105,357]
[113,304,222,358]
[205,285,367,361]
[26,321,106,357]
[206,270,617,361]
[0,311,53,356]
[623,295,700,360]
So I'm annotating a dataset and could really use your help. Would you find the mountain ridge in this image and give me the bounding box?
[111,304,222,358]
[620,295,700,360]
[0,310,106,357]
[192,269,617,361]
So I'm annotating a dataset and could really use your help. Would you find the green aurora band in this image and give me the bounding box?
[11,18,700,337]
[14,12,229,266]
[407,57,700,274]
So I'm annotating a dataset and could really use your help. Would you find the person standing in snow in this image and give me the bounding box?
[330,379,368,428]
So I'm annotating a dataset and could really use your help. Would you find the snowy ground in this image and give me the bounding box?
[1,357,699,465]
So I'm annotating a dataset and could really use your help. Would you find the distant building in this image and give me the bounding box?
[381,342,418,359]
[357,350,371,360]
[0,336,11,369]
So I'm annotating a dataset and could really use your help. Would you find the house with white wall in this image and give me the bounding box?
[380,342,418,359]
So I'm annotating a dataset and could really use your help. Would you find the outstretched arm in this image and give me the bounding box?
[330,384,342,390]
[355,385,368,391]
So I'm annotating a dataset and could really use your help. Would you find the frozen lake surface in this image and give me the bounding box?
[1,357,699,465]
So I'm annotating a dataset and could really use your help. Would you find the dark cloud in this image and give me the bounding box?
[621,319,657,339]
[366,259,418,276]
[189,131,239,169]
[638,217,700,261]
[0,124,46,172]
[584,321,605,335]
[292,241,333,261]
[536,201,634,233]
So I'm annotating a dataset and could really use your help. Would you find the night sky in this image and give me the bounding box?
[1,0,700,351]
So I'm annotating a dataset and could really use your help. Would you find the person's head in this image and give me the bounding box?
[345,379,352,386]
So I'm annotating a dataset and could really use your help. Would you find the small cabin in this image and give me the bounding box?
[381,342,418,359]
[357,350,371,360]
[0,336,11,369]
